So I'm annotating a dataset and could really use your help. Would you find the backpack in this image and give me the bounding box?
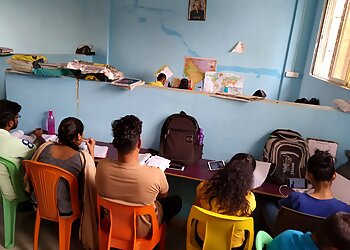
[263,129,309,185]
[159,111,203,165]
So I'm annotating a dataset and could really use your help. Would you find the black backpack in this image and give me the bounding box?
[159,111,203,165]
[263,129,309,185]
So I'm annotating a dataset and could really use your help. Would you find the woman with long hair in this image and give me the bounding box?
[195,153,256,249]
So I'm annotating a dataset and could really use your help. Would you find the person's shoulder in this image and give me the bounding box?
[333,198,350,210]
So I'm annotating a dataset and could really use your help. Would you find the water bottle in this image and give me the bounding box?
[47,110,55,135]
[198,128,204,146]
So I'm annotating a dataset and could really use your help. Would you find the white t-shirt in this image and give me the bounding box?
[0,128,36,200]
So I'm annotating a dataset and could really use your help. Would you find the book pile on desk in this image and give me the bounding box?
[212,92,265,102]
[0,47,13,55]
[111,77,145,90]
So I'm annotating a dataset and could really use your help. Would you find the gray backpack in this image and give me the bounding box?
[263,129,309,185]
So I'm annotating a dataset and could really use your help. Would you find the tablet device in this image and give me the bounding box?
[208,160,225,171]
[287,178,307,189]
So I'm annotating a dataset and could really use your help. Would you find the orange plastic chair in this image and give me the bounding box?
[97,194,166,250]
[23,160,81,250]
[186,205,254,250]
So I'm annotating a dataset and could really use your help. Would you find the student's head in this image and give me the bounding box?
[111,115,143,154]
[313,212,350,250]
[0,99,21,131]
[157,73,166,84]
[203,153,256,215]
[179,78,189,89]
[58,117,84,151]
[307,150,335,185]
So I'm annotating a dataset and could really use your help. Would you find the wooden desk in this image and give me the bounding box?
[96,141,291,198]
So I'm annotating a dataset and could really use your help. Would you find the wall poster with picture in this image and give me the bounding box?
[188,0,206,21]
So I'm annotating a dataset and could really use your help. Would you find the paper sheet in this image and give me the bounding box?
[308,138,338,157]
[42,134,58,142]
[138,153,170,172]
[253,161,271,189]
[79,143,108,158]
[332,173,350,204]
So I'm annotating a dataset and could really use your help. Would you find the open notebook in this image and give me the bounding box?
[138,153,170,172]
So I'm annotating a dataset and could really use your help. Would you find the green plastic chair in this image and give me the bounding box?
[255,230,273,250]
[0,157,29,248]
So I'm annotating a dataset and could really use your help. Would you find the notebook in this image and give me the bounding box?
[138,153,170,172]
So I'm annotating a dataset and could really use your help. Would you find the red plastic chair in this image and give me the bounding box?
[97,194,166,250]
[23,160,81,250]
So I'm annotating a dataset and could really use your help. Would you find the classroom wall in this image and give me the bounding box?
[299,0,350,106]
[0,0,109,63]
[6,73,350,167]
[108,0,317,101]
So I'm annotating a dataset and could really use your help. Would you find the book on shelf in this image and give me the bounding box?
[111,77,145,90]
[138,153,170,172]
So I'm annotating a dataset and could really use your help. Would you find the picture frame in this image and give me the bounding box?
[188,0,206,21]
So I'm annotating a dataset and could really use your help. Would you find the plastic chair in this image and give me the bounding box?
[273,206,325,237]
[186,205,254,250]
[23,160,81,250]
[97,194,166,250]
[0,157,29,249]
[255,230,272,250]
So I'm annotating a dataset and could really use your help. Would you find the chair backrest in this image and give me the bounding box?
[186,205,254,250]
[23,160,80,221]
[0,157,27,200]
[273,206,325,237]
[97,195,162,250]
[255,230,273,250]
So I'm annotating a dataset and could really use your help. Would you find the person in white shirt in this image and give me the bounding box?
[0,99,41,200]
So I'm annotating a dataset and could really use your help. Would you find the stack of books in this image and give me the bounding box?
[111,77,145,90]
[0,47,13,55]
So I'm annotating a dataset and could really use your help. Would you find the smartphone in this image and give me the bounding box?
[208,160,225,171]
[287,178,308,189]
[168,163,185,171]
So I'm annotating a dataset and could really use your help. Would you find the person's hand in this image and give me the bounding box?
[84,138,95,157]
[33,128,43,138]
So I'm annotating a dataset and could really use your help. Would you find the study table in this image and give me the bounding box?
[96,141,292,198]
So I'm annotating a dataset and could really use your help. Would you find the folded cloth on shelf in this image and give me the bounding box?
[67,60,124,81]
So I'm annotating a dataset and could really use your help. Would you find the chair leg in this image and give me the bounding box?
[3,199,17,249]
[58,217,73,250]
[33,210,41,250]
[98,231,110,250]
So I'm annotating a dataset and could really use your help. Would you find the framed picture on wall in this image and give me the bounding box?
[188,0,206,21]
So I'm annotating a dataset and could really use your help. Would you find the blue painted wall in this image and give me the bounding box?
[6,73,350,167]
[0,0,109,64]
[299,1,350,106]
[109,0,302,100]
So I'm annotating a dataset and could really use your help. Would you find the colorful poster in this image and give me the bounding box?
[184,57,217,90]
[203,72,244,94]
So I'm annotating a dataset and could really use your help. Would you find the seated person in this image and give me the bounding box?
[195,153,256,249]
[280,150,350,217]
[267,212,350,250]
[32,117,95,215]
[96,115,182,238]
[0,99,42,200]
[179,78,189,89]
[148,73,166,87]
[30,117,98,250]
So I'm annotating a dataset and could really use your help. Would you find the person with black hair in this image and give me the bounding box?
[33,117,95,215]
[0,99,42,201]
[30,117,98,249]
[96,115,182,238]
[268,212,350,250]
[148,73,166,87]
[280,150,350,217]
[194,153,256,249]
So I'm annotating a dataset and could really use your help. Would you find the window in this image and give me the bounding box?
[311,0,350,87]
